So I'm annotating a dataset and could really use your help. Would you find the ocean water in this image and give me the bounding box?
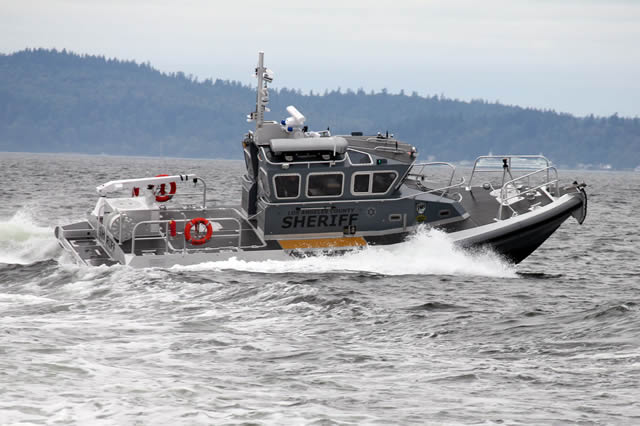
[1,152,639,424]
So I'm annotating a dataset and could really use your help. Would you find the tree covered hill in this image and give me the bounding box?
[1,48,639,168]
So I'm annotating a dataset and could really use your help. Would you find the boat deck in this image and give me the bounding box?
[57,208,268,265]
[56,221,119,266]
[403,182,556,233]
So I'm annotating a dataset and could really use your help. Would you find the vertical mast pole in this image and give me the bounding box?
[255,51,265,129]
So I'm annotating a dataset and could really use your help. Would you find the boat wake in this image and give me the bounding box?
[174,228,516,278]
[0,210,62,265]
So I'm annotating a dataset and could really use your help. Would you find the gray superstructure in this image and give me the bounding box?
[55,52,587,268]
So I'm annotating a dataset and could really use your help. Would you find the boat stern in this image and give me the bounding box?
[55,221,119,266]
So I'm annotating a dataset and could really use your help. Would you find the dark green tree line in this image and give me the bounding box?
[1,48,638,168]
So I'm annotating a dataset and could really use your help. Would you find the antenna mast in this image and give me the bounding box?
[248,51,272,129]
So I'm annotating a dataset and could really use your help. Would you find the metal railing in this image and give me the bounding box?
[129,215,246,255]
[97,222,106,243]
[406,162,465,200]
[97,175,208,208]
[468,155,552,188]
[497,167,559,219]
[97,178,213,251]
[414,178,466,202]
[408,161,456,187]
[260,147,347,168]
[156,178,208,208]
[466,155,561,220]
[373,145,407,154]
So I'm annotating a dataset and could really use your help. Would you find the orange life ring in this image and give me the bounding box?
[184,217,213,246]
[155,174,176,202]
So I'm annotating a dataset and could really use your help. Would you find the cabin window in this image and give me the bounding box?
[372,172,397,193]
[273,174,300,199]
[348,150,373,165]
[307,173,344,197]
[351,171,398,195]
[353,174,370,193]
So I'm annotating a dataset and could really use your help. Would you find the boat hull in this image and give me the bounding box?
[450,192,585,263]
[55,190,585,267]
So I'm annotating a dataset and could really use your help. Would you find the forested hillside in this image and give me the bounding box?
[1,49,639,168]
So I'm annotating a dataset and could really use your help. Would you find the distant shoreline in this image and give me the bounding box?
[2,151,633,172]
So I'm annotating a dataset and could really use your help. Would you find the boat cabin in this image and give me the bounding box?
[240,113,465,243]
[235,53,468,243]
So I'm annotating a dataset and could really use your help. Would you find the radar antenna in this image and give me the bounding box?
[247,51,273,129]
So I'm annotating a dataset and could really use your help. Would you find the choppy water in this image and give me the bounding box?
[1,152,639,424]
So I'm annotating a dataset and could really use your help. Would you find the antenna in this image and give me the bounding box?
[247,51,273,129]
[255,52,265,127]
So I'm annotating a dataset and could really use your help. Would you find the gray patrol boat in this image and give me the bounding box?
[55,52,587,268]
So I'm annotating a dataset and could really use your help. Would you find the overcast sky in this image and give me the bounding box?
[2,0,639,117]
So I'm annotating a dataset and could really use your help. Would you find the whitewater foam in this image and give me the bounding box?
[0,209,61,265]
[174,228,516,278]
[0,293,57,305]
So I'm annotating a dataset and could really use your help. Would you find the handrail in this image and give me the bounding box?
[373,146,407,154]
[408,161,457,187]
[498,166,558,200]
[199,178,207,207]
[496,166,559,219]
[130,216,246,255]
[498,179,559,219]
[412,176,466,201]
[97,223,106,243]
[468,155,552,188]
[406,161,461,200]
[260,146,347,168]
[130,219,170,255]
[100,177,208,208]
